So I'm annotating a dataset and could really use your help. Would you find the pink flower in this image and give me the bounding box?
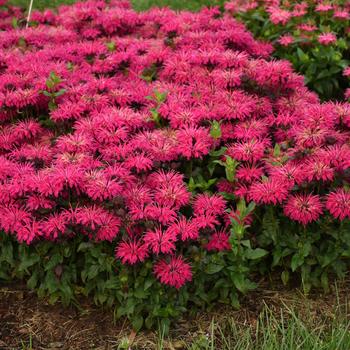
[227,139,268,162]
[144,204,177,225]
[326,189,350,220]
[334,10,349,20]
[268,7,291,25]
[206,230,231,252]
[150,170,191,209]
[284,194,323,225]
[278,34,294,46]
[154,255,192,288]
[236,164,264,183]
[115,239,149,264]
[315,4,333,12]
[40,213,67,239]
[143,227,177,254]
[318,33,337,45]
[15,220,42,244]
[249,179,289,205]
[166,217,199,241]
[193,194,226,218]
[304,158,334,182]
[176,127,212,159]
[298,24,317,32]
[124,153,153,172]
[343,67,350,77]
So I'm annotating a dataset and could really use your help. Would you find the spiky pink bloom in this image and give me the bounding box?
[176,127,212,159]
[149,170,191,209]
[326,189,350,220]
[227,139,267,162]
[193,194,226,218]
[268,7,291,25]
[334,10,349,20]
[318,33,337,45]
[304,158,334,182]
[144,204,177,225]
[153,255,192,288]
[236,164,264,183]
[143,227,177,254]
[278,34,294,46]
[40,213,67,239]
[115,239,149,264]
[166,217,199,241]
[268,163,305,187]
[284,194,323,225]
[249,179,289,205]
[15,219,42,244]
[206,230,231,252]
[315,4,333,12]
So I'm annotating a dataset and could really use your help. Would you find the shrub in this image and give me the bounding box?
[225,0,350,100]
[0,0,350,329]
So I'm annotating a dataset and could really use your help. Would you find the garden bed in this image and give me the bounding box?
[0,0,350,340]
[1,280,350,349]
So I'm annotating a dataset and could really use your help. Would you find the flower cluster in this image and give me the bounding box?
[0,0,350,289]
[225,0,350,100]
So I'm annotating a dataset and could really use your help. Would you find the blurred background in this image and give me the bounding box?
[8,0,227,11]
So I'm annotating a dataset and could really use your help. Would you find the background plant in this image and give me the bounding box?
[226,0,350,100]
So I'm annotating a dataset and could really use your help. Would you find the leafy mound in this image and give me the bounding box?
[1,0,350,329]
[225,0,350,100]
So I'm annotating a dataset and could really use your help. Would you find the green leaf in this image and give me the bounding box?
[54,88,66,97]
[281,270,289,286]
[41,90,52,97]
[131,315,143,332]
[18,254,40,273]
[87,265,99,280]
[230,273,255,293]
[297,48,309,62]
[144,278,153,290]
[1,241,14,265]
[291,253,304,272]
[205,263,224,274]
[77,242,94,252]
[27,271,39,289]
[246,248,268,260]
[106,41,116,52]
[210,121,222,139]
[209,147,227,157]
[45,253,63,271]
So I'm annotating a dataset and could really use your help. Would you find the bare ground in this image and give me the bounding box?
[0,279,349,350]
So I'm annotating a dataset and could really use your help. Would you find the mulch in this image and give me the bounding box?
[0,279,349,350]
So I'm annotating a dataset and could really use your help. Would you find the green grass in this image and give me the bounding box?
[9,0,76,10]
[8,0,226,11]
[159,303,350,350]
[132,0,226,12]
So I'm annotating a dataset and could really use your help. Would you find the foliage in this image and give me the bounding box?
[226,0,350,100]
[0,230,266,332]
[0,0,350,329]
[257,207,350,293]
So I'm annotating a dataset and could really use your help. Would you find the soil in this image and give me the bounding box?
[0,280,349,350]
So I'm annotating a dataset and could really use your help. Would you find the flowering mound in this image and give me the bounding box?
[225,0,350,100]
[0,0,350,323]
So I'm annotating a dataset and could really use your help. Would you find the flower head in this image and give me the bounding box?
[116,239,149,265]
[284,194,323,225]
[326,189,350,221]
[318,33,337,45]
[154,255,192,288]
